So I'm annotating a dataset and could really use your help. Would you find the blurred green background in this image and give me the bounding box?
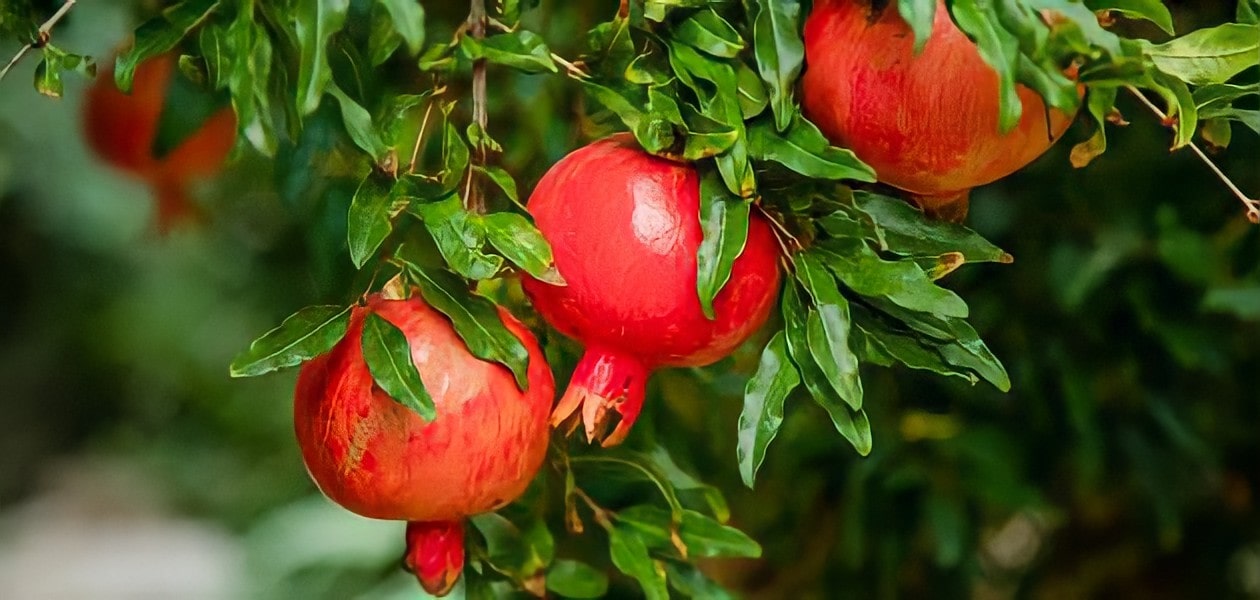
[1,0,1258,598]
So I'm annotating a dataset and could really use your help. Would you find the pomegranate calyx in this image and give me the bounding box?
[552,349,650,447]
[404,520,466,597]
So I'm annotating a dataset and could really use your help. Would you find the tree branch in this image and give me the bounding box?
[0,0,77,84]
[466,0,488,214]
[1124,85,1260,224]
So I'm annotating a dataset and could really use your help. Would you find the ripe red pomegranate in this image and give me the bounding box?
[294,294,554,595]
[83,53,237,231]
[801,0,1077,216]
[521,135,782,447]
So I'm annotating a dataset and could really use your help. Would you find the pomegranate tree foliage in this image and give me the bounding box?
[7,0,1258,596]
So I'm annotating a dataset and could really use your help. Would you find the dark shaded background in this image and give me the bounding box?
[0,0,1257,598]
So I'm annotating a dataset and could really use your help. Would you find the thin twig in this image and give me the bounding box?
[550,52,589,79]
[407,100,437,174]
[0,0,77,84]
[466,0,488,213]
[1124,85,1260,224]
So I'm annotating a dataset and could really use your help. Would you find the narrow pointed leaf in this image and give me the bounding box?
[696,172,750,319]
[402,261,531,389]
[737,331,800,488]
[483,212,565,285]
[361,312,436,420]
[796,253,863,411]
[230,305,351,377]
[748,0,804,131]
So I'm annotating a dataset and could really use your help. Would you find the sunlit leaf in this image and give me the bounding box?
[230,305,351,377]
[361,312,435,420]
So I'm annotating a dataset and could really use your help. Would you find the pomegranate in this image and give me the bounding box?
[83,53,237,230]
[521,135,782,447]
[801,0,1077,216]
[294,294,554,595]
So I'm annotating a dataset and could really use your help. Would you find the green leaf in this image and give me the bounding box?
[1203,287,1260,320]
[483,212,565,285]
[580,80,674,153]
[853,312,978,384]
[643,445,730,523]
[295,0,350,116]
[459,29,557,73]
[735,61,769,119]
[608,527,667,600]
[674,8,743,58]
[473,165,520,204]
[570,452,684,520]
[546,560,608,598]
[1070,87,1119,168]
[796,253,864,411]
[376,0,425,56]
[115,0,218,92]
[470,513,553,579]
[748,0,804,131]
[747,115,876,182]
[817,240,970,318]
[229,306,352,377]
[1199,107,1260,135]
[368,5,403,66]
[361,312,436,420]
[737,331,800,488]
[400,259,532,389]
[872,300,1010,391]
[327,83,389,160]
[852,192,1010,263]
[1147,23,1260,85]
[665,563,737,599]
[617,506,762,559]
[781,283,872,456]
[416,197,504,281]
[899,0,937,53]
[35,44,95,99]
[1085,0,1174,34]
[950,0,1022,132]
[696,172,751,319]
[441,111,471,190]
[347,173,400,268]
[1150,70,1199,148]
[33,56,61,98]
[1193,83,1260,110]
[1242,0,1260,24]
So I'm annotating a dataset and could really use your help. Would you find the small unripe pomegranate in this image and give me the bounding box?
[294,294,554,595]
[801,0,1077,215]
[83,53,237,230]
[521,135,782,446]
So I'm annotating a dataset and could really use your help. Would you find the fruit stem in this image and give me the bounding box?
[466,0,488,214]
[1124,85,1260,224]
[0,0,76,84]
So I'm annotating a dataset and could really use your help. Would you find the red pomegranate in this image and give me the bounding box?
[521,135,782,447]
[294,294,554,595]
[83,53,237,230]
[801,0,1077,215]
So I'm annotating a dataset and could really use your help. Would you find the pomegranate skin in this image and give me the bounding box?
[82,53,237,229]
[801,0,1077,206]
[294,294,554,523]
[521,135,782,445]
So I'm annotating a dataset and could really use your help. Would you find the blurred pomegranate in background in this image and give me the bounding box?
[83,53,236,231]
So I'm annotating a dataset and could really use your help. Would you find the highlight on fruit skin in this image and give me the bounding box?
[293,293,554,596]
[801,0,1079,219]
[522,134,782,447]
[82,52,237,231]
